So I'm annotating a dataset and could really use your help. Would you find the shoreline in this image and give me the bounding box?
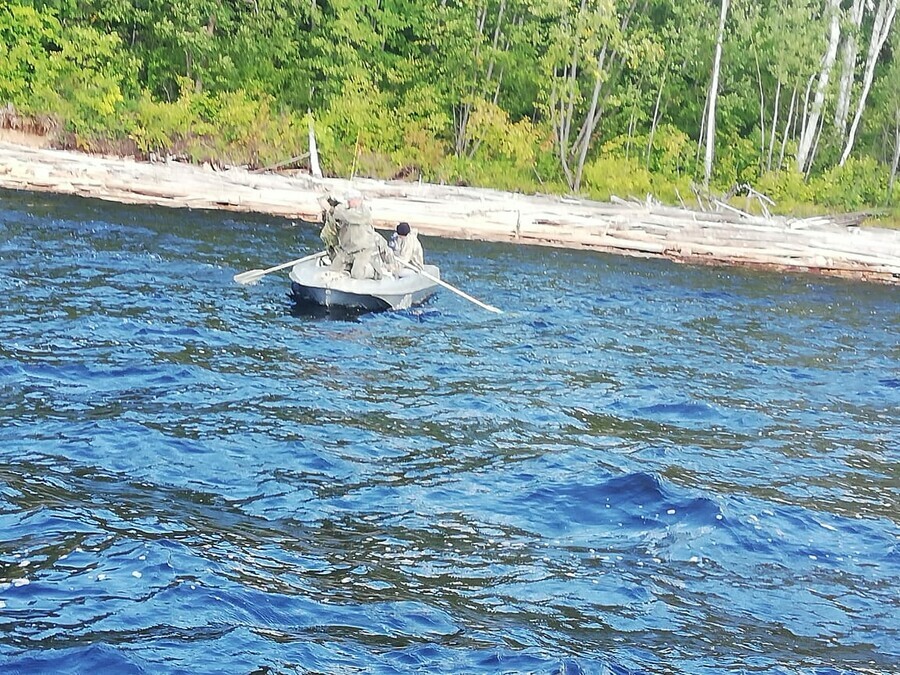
[2,140,899,285]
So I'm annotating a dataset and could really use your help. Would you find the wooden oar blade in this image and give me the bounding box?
[233,269,265,285]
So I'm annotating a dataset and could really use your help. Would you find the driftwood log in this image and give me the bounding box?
[1,141,899,285]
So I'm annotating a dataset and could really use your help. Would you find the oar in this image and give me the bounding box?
[233,251,327,285]
[400,259,502,314]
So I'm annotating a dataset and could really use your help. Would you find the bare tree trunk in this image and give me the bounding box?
[560,0,586,163]
[454,106,472,155]
[476,1,488,34]
[624,74,645,162]
[798,72,814,145]
[795,68,821,174]
[553,0,588,187]
[550,73,575,188]
[492,69,504,105]
[556,56,579,187]
[572,43,609,190]
[569,0,641,190]
[797,0,841,173]
[647,71,667,168]
[704,0,730,187]
[889,109,900,198]
[466,2,511,160]
[835,0,866,134]
[806,99,828,177]
[571,48,624,154]
[483,0,507,85]
[779,84,798,171]
[754,47,766,169]
[767,79,781,172]
[839,0,899,166]
[490,16,515,108]
[570,0,640,157]
[697,81,710,168]
[557,0,641,190]
[625,110,636,160]
[453,2,491,157]
[308,113,322,178]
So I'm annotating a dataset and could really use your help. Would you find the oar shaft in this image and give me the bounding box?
[234,251,326,284]
[260,251,326,275]
[401,260,502,314]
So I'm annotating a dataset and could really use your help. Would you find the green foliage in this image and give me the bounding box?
[319,76,400,157]
[648,125,693,179]
[391,122,450,178]
[581,156,654,200]
[602,124,694,181]
[867,206,900,228]
[756,169,814,209]
[0,4,137,143]
[591,127,694,203]
[435,153,542,193]
[129,83,308,167]
[0,4,59,106]
[379,83,455,177]
[128,79,213,155]
[810,157,891,210]
[395,83,454,140]
[758,160,892,214]
[465,99,537,168]
[711,135,760,188]
[1,0,898,217]
[37,25,137,138]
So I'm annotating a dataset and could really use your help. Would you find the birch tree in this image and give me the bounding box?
[796,0,841,174]
[543,0,619,190]
[839,0,899,165]
[453,0,507,156]
[767,0,820,171]
[634,0,712,173]
[884,32,900,197]
[730,0,770,171]
[446,0,541,158]
[703,0,730,187]
[834,0,866,135]
[889,104,900,199]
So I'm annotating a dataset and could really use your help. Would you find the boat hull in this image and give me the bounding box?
[289,258,440,311]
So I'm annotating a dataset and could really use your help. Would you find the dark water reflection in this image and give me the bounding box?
[1,189,898,674]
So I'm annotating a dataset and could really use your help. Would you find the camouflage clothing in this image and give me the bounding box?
[334,202,376,255]
[320,197,397,280]
[373,234,400,277]
[319,208,340,255]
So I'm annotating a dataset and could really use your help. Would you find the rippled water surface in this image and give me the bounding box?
[1,189,898,674]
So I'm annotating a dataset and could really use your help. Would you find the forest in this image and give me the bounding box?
[1,0,899,219]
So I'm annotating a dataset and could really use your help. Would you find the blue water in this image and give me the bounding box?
[0,188,898,674]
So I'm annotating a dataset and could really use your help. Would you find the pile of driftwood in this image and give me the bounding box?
[1,141,898,284]
[361,182,900,284]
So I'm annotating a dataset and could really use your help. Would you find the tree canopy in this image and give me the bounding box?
[2,0,898,216]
